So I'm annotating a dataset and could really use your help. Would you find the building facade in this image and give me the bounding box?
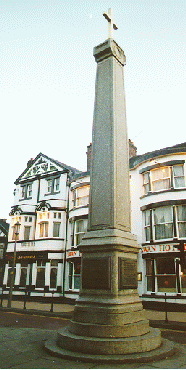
[3,153,81,300]
[64,171,90,300]
[4,143,186,305]
[130,142,186,305]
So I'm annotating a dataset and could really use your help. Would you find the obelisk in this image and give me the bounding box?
[46,9,174,362]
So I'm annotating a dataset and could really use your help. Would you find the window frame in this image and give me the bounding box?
[46,176,60,195]
[142,164,185,195]
[53,222,61,238]
[173,165,185,189]
[153,206,174,241]
[24,225,31,240]
[36,261,46,289]
[74,218,88,246]
[39,222,49,238]
[142,204,186,243]
[20,183,33,200]
[70,186,89,209]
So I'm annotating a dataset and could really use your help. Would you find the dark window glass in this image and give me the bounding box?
[53,222,60,237]
[156,257,175,275]
[36,268,45,288]
[24,226,31,240]
[50,268,57,289]
[20,267,27,287]
[157,276,176,292]
[69,262,73,289]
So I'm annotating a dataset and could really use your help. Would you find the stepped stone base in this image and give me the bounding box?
[57,326,161,355]
[45,334,175,364]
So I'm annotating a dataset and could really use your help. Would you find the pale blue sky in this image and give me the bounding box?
[1,0,186,219]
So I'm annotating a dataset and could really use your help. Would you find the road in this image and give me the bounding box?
[0,310,69,330]
[0,310,186,345]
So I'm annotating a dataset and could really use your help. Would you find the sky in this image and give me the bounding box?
[1,0,186,220]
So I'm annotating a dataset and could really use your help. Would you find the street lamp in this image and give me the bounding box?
[7,220,21,308]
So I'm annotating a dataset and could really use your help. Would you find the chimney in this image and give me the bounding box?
[27,158,33,168]
[86,140,137,170]
[129,139,137,158]
[86,143,92,171]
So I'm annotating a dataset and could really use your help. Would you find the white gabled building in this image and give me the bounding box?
[3,153,81,299]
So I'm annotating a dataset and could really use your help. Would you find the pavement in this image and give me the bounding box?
[1,299,186,368]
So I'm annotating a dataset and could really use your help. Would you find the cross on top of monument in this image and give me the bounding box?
[103,8,118,39]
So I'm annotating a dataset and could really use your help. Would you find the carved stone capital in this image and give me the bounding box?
[93,38,126,65]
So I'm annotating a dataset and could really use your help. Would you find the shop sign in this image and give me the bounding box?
[5,251,47,261]
[141,243,186,254]
[67,250,81,259]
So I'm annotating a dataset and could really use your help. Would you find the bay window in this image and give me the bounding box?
[143,204,186,242]
[156,257,176,293]
[151,167,170,192]
[75,219,88,246]
[71,186,89,209]
[146,259,153,291]
[145,257,177,293]
[144,210,151,242]
[39,222,48,238]
[70,218,88,247]
[69,260,81,290]
[53,222,60,237]
[24,226,31,240]
[143,164,185,195]
[177,205,186,238]
[154,206,173,240]
[143,172,150,194]
[173,165,185,188]
[181,269,186,293]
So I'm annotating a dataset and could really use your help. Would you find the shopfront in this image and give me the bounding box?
[140,243,186,302]
[3,251,63,297]
[65,250,81,299]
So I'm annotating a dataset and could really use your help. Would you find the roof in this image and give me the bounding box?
[70,170,90,182]
[0,219,9,235]
[15,152,82,184]
[129,142,186,169]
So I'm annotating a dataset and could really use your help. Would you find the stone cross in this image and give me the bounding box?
[103,8,118,38]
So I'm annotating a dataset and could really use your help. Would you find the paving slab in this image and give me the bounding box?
[1,306,186,369]
[0,327,186,369]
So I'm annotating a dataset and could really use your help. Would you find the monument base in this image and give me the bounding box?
[45,334,175,364]
[45,229,169,361]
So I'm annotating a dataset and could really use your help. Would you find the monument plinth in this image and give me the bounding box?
[45,16,174,362]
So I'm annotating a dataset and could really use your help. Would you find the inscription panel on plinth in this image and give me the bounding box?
[82,257,111,290]
[118,258,137,290]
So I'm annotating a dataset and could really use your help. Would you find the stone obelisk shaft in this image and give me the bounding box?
[89,39,130,233]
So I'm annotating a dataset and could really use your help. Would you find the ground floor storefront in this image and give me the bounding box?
[3,251,64,298]
[138,242,186,305]
[63,250,81,300]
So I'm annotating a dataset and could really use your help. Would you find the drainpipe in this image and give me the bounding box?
[62,173,70,298]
